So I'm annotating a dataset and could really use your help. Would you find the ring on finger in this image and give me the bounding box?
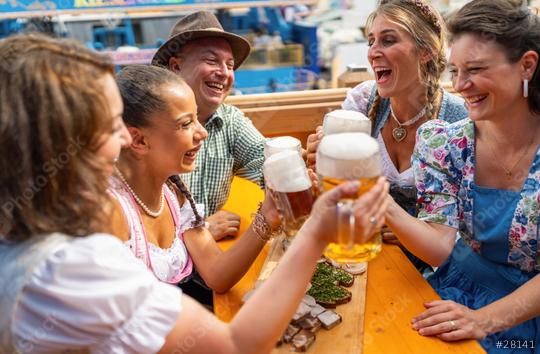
[448,320,457,331]
[369,215,377,225]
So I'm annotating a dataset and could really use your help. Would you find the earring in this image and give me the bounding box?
[523,79,529,98]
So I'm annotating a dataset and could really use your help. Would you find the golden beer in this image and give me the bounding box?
[264,150,315,238]
[316,132,382,264]
[320,176,381,263]
[269,188,315,237]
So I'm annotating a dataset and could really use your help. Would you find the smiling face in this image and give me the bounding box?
[171,37,235,122]
[141,84,208,175]
[367,15,424,98]
[449,34,524,121]
[96,74,132,175]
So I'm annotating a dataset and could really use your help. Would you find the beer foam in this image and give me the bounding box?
[316,132,381,179]
[323,109,371,135]
[264,150,311,192]
[264,136,301,158]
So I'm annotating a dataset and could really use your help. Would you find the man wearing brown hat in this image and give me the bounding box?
[152,11,265,242]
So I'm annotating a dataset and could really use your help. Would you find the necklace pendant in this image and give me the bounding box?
[392,127,407,142]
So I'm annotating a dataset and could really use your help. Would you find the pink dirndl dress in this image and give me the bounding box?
[109,176,200,284]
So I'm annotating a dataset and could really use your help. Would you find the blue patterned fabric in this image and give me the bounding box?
[415,119,540,353]
[414,119,540,272]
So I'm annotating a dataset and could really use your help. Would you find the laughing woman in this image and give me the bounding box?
[307,0,468,272]
[108,65,281,294]
[308,0,468,215]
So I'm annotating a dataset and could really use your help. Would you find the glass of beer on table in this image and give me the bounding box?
[264,136,302,159]
[316,132,382,263]
[322,109,372,135]
[263,150,315,237]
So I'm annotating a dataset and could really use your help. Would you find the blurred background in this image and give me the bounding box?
[1,0,538,94]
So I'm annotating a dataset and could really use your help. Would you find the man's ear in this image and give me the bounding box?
[169,56,183,73]
[520,50,539,80]
[127,127,149,154]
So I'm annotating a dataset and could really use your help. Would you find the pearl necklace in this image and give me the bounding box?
[115,167,165,218]
[389,105,427,142]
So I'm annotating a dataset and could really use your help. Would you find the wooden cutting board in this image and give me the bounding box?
[255,236,368,354]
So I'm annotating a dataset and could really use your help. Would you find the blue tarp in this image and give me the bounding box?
[0,0,305,17]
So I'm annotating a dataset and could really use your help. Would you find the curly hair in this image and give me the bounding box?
[366,0,447,122]
[0,34,115,241]
[115,65,204,227]
[447,0,540,115]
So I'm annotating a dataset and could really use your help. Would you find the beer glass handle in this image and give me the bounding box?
[336,200,355,251]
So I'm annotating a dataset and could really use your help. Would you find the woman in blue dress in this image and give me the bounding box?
[385,1,540,352]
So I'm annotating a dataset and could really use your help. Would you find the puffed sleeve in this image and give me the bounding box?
[412,120,461,229]
[180,201,206,232]
[341,80,375,114]
[12,234,182,354]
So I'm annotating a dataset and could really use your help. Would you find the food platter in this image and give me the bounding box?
[252,235,368,353]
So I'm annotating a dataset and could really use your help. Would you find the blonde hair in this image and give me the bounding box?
[366,0,447,121]
[0,34,115,241]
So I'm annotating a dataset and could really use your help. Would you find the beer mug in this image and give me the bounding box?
[263,150,315,237]
[322,109,371,135]
[264,136,302,159]
[316,132,382,263]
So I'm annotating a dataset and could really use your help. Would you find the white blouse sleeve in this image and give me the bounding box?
[12,234,182,354]
[341,80,375,115]
[179,201,206,233]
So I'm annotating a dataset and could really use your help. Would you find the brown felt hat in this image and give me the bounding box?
[152,11,251,70]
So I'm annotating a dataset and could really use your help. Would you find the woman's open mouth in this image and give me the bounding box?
[374,67,392,84]
[184,145,201,162]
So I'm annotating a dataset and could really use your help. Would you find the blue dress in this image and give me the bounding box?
[428,184,540,353]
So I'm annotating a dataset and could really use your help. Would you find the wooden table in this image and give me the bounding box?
[216,178,485,354]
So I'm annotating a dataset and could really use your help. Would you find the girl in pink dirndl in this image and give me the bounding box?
[108,65,282,293]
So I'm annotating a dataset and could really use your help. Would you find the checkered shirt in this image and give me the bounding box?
[180,103,265,216]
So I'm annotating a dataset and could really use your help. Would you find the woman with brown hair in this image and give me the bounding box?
[0,34,389,353]
[109,65,280,294]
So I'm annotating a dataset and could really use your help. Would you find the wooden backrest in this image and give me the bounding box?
[225,88,348,145]
[225,82,456,145]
